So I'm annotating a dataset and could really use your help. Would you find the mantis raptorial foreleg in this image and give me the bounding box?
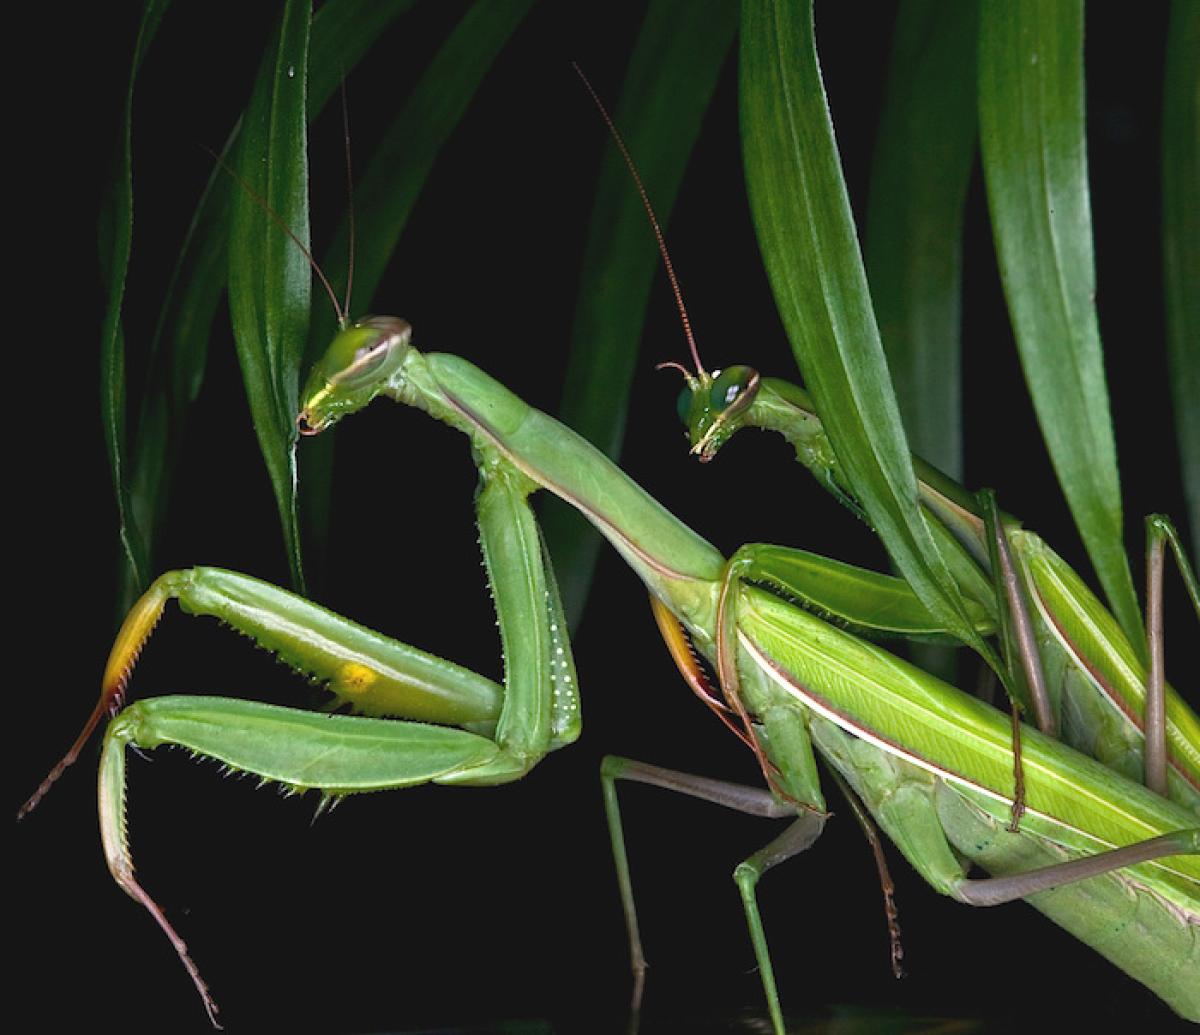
[23,453,580,1025]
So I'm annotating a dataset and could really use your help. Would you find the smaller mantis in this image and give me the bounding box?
[668,358,1200,812]
[577,61,1199,822]
[574,68,1200,1029]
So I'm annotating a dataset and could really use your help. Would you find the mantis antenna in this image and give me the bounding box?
[202,139,349,329]
[338,76,357,322]
[571,62,706,378]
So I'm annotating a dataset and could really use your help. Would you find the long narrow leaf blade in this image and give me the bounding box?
[120,0,418,610]
[864,0,979,481]
[978,0,1141,646]
[865,0,980,684]
[740,0,993,663]
[1163,1,1200,548]
[227,0,313,589]
[100,0,170,603]
[541,0,738,628]
[122,164,231,614]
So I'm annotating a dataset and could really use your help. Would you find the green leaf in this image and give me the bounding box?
[864,0,979,684]
[978,0,1141,647]
[99,0,170,606]
[540,0,738,629]
[121,164,231,614]
[227,0,313,590]
[1163,1,1200,549]
[117,0,418,610]
[739,0,995,666]
[864,0,978,482]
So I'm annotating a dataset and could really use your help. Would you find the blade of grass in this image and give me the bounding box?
[978,0,1141,648]
[227,0,313,590]
[117,0,418,610]
[864,0,979,684]
[740,0,996,666]
[864,0,978,482]
[122,161,231,614]
[1163,1,1199,549]
[99,0,170,606]
[540,0,738,629]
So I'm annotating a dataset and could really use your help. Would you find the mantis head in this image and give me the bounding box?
[668,363,762,463]
[569,67,765,466]
[297,316,413,435]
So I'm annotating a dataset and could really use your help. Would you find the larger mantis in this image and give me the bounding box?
[21,315,1200,1029]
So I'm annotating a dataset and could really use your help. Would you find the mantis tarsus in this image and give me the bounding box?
[20,316,1199,1030]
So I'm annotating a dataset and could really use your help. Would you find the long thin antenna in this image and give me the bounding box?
[571,62,706,375]
[339,76,356,324]
[203,143,347,327]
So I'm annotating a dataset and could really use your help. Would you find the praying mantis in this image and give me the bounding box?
[21,0,1200,1027]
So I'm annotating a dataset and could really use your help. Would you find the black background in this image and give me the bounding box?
[16,3,1194,1033]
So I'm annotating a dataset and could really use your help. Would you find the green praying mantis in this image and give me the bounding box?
[19,311,1200,1029]
[670,354,1200,808]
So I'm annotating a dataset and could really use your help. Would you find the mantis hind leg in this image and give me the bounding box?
[1143,514,1200,795]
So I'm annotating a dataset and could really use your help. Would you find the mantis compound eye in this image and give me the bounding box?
[333,338,391,387]
[326,317,412,390]
[709,365,760,418]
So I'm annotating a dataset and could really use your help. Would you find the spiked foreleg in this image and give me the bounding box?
[98,698,505,1027]
[26,449,581,1026]
[438,453,580,784]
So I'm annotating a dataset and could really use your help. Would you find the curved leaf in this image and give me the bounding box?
[739,0,995,666]
[227,0,313,589]
[1163,1,1200,548]
[864,0,980,683]
[864,0,978,482]
[978,0,1141,646]
[540,0,738,628]
[117,0,418,609]
[99,0,170,605]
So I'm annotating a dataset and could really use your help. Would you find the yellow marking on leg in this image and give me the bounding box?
[335,662,379,696]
